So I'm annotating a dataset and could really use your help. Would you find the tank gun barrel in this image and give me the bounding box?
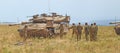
[109,22,120,24]
[21,22,32,25]
[9,24,21,26]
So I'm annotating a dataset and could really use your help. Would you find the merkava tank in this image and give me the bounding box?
[110,22,120,35]
[18,13,70,38]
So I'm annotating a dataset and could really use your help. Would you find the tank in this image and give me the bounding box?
[110,22,120,35]
[114,24,120,35]
[18,13,70,38]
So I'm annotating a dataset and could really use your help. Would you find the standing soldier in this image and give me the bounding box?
[59,24,64,38]
[89,24,94,41]
[23,25,28,42]
[77,23,83,41]
[93,23,98,41]
[84,23,89,41]
[71,23,78,38]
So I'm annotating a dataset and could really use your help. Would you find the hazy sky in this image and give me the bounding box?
[0,0,120,23]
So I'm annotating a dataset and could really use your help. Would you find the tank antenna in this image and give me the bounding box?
[48,0,51,14]
[17,17,19,23]
[115,16,117,26]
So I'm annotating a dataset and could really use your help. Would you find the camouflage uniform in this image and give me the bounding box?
[59,24,64,38]
[93,23,98,41]
[77,24,83,41]
[89,24,94,41]
[71,24,78,37]
[23,25,28,41]
[84,23,89,41]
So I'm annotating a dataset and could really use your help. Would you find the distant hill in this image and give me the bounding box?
[0,22,17,25]
[70,19,119,26]
[92,19,119,26]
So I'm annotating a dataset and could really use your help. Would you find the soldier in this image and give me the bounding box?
[59,24,64,38]
[84,23,89,41]
[23,25,28,42]
[77,23,83,41]
[71,23,78,37]
[93,23,98,41]
[89,24,94,41]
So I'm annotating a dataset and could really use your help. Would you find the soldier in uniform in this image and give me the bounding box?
[23,25,28,42]
[77,23,83,41]
[59,24,64,38]
[89,24,94,41]
[93,23,98,41]
[71,23,78,38]
[84,23,90,41]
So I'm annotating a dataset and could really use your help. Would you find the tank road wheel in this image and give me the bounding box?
[47,27,55,38]
[48,30,55,38]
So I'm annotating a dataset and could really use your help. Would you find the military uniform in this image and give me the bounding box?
[71,24,78,37]
[93,25,98,41]
[84,25,89,41]
[89,25,94,41]
[23,25,28,41]
[77,24,83,41]
[68,23,78,39]
[59,24,64,38]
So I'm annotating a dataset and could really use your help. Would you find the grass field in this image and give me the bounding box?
[0,25,120,53]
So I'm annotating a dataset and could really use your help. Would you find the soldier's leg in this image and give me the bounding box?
[94,34,96,41]
[85,33,88,41]
[91,33,94,41]
[59,29,62,38]
[94,32,97,41]
[77,33,81,41]
[72,31,74,38]
[60,33,63,39]
[91,34,95,41]
[23,30,28,42]
[79,32,82,40]
[76,31,79,41]
[23,33,27,42]
[78,33,81,41]
[92,32,96,41]
[77,34,79,41]
[90,33,93,41]
[90,34,92,41]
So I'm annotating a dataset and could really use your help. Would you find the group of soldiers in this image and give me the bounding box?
[59,22,98,41]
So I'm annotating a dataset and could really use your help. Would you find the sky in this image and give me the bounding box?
[0,0,120,24]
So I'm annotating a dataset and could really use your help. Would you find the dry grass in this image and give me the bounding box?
[0,25,120,53]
